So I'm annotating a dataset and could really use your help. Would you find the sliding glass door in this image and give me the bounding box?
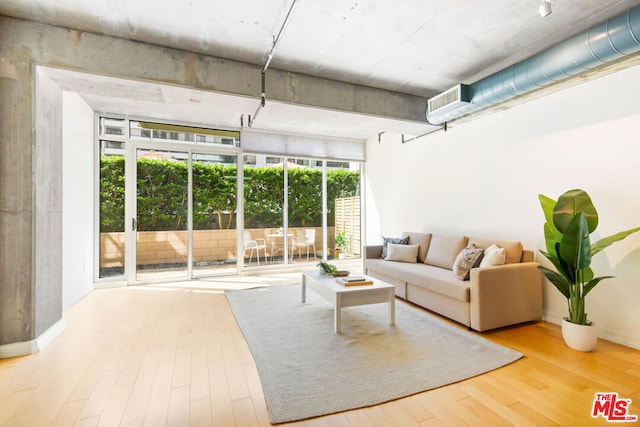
[242,154,361,266]
[287,158,322,263]
[135,148,189,281]
[132,146,239,282]
[243,155,287,266]
[191,151,238,276]
[98,138,126,279]
[97,117,240,284]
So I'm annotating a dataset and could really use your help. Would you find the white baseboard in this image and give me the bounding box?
[0,318,68,358]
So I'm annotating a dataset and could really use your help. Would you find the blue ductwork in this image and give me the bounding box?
[426,6,640,125]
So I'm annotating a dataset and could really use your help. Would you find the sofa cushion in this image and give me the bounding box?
[479,244,506,267]
[467,237,523,264]
[381,236,409,258]
[401,231,432,263]
[385,243,420,263]
[424,234,468,270]
[365,259,469,302]
[452,244,484,280]
[410,265,470,302]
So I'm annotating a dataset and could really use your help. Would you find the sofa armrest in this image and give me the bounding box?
[469,262,542,331]
[364,245,383,259]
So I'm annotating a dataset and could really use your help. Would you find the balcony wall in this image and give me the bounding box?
[99,227,334,267]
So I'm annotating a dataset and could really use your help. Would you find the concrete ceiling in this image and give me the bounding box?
[3,0,640,140]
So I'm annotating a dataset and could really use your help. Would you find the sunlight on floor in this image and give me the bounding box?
[130,271,308,293]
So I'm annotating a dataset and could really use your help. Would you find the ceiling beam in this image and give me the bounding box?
[0,16,428,124]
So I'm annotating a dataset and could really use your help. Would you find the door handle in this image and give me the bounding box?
[132,217,136,231]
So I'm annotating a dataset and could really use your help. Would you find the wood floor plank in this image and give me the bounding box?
[432,387,495,426]
[342,409,376,427]
[414,392,470,427]
[231,396,259,427]
[457,394,512,426]
[189,397,213,427]
[381,401,421,426]
[141,362,174,427]
[397,395,435,424]
[1,279,638,427]
[460,383,537,427]
[166,385,190,427]
[51,399,88,427]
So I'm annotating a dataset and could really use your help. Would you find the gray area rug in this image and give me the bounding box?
[226,284,523,424]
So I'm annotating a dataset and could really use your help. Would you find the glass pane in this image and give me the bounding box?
[99,117,125,138]
[99,140,125,278]
[243,155,285,266]
[130,121,239,148]
[328,162,361,261]
[192,152,238,276]
[288,158,322,263]
[136,149,189,281]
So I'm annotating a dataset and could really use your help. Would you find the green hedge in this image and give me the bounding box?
[100,155,360,232]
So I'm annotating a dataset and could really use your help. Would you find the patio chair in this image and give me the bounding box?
[291,229,317,262]
[243,230,267,265]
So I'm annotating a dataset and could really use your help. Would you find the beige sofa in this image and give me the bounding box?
[364,231,542,332]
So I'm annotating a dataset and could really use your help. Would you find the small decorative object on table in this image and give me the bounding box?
[317,261,338,275]
[331,270,350,277]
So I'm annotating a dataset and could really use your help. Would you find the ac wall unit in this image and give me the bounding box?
[427,84,470,114]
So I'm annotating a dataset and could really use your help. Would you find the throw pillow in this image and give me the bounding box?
[424,234,467,270]
[452,244,484,281]
[380,236,409,259]
[401,232,432,263]
[479,244,506,267]
[385,243,420,263]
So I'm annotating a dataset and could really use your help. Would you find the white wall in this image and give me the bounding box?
[365,65,640,349]
[62,91,95,309]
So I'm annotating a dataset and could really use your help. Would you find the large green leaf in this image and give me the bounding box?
[543,222,560,256]
[539,194,562,253]
[559,212,591,270]
[578,266,594,284]
[540,246,575,284]
[539,194,556,225]
[591,226,640,256]
[538,266,571,299]
[553,189,598,234]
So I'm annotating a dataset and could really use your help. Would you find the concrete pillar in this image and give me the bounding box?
[0,59,64,356]
[34,68,64,339]
[0,58,37,347]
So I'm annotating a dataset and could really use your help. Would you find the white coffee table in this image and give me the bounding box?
[301,270,395,333]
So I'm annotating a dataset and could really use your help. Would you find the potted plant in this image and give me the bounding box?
[317,261,338,275]
[538,189,640,351]
[335,230,348,259]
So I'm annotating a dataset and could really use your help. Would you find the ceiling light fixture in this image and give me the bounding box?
[539,0,552,17]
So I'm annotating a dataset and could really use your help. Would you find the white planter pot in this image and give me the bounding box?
[561,318,598,352]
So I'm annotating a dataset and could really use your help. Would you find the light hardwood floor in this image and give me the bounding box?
[1,276,638,426]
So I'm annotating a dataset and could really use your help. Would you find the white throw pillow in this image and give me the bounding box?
[385,243,420,263]
[479,244,506,267]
